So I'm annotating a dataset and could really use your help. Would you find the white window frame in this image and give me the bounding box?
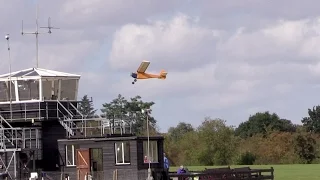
[115,142,131,165]
[143,140,159,163]
[66,145,76,167]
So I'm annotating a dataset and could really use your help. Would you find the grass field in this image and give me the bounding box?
[171,164,320,180]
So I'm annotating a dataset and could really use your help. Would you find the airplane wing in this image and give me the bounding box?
[137,61,150,73]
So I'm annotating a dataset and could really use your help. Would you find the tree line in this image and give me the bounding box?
[78,94,158,136]
[78,94,320,166]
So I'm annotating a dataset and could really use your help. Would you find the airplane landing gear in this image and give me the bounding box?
[132,78,137,84]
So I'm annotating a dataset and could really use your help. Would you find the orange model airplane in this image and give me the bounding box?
[131,61,167,84]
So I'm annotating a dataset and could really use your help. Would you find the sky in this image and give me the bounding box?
[1,0,320,132]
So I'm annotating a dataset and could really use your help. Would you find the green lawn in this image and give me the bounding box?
[171,164,320,180]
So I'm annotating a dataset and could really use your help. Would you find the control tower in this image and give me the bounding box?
[0,67,81,179]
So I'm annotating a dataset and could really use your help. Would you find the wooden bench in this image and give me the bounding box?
[168,167,274,180]
[233,167,256,179]
[201,166,233,179]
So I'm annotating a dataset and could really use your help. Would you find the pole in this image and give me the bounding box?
[146,109,153,180]
[5,34,13,120]
[36,2,39,68]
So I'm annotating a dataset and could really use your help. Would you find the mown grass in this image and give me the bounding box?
[171,164,320,180]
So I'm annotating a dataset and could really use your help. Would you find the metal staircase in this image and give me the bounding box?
[0,115,22,151]
[0,114,41,179]
[0,118,41,152]
[58,117,75,136]
[57,101,78,137]
[57,101,86,138]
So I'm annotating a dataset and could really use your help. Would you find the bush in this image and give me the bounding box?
[236,151,256,165]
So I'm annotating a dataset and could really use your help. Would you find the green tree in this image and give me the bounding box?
[167,122,194,142]
[78,95,97,118]
[301,106,320,133]
[176,130,201,166]
[293,133,317,164]
[101,94,157,135]
[197,117,237,165]
[164,123,197,166]
[235,111,296,138]
[77,95,99,136]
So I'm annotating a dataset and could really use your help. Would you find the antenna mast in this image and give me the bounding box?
[5,34,13,120]
[21,2,60,68]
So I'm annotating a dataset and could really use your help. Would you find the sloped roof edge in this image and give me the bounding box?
[0,67,81,78]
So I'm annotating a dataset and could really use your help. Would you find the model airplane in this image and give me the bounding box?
[130,61,167,84]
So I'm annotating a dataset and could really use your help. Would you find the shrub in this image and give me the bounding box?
[236,151,256,165]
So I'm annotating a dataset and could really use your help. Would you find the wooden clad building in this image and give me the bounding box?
[58,136,164,180]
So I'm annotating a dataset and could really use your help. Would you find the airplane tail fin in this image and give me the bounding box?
[159,69,167,79]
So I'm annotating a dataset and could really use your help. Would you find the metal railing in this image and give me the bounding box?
[57,101,74,119]
[0,127,40,151]
[0,100,82,121]
[0,100,135,140]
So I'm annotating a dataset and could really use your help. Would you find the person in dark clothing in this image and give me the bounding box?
[177,165,187,174]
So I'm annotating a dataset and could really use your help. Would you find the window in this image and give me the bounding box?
[66,145,78,166]
[115,141,130,165]
[143,141,158,163]
[61,79,77,100]
[0,81,16,102]
[17,80,39,100]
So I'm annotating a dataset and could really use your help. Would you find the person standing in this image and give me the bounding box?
[163,153,170,179]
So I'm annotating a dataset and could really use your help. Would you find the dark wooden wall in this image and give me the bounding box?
[58,137,164,180]
[42,120,66,171]
[58,139,139,180]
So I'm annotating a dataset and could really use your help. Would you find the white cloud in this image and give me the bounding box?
[3,0,320,130]
[109,13,320,117]
[59,0,183,27]
[273,83,292,94]
[109,14,219,71]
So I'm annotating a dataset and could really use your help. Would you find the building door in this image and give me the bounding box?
[90,148,103,180]
[76,149,90,180]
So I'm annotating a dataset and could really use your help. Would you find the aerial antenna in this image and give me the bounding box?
[21,2,60,68]
[40,17,60,34]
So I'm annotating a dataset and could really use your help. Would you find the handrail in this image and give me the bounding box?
[0,125,14,146]
[57,109,76,137]
[58,117,75,137]
[58,109,76,126]
[0,127,39,150]
[57,101,74,118]
[0,114,12,128]
[69,103,84,119]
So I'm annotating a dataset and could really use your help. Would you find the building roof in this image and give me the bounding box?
[57,135,164,142]
[0,68,81,79]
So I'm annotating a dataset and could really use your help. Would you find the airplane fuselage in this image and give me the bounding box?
[131,72,162,79]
